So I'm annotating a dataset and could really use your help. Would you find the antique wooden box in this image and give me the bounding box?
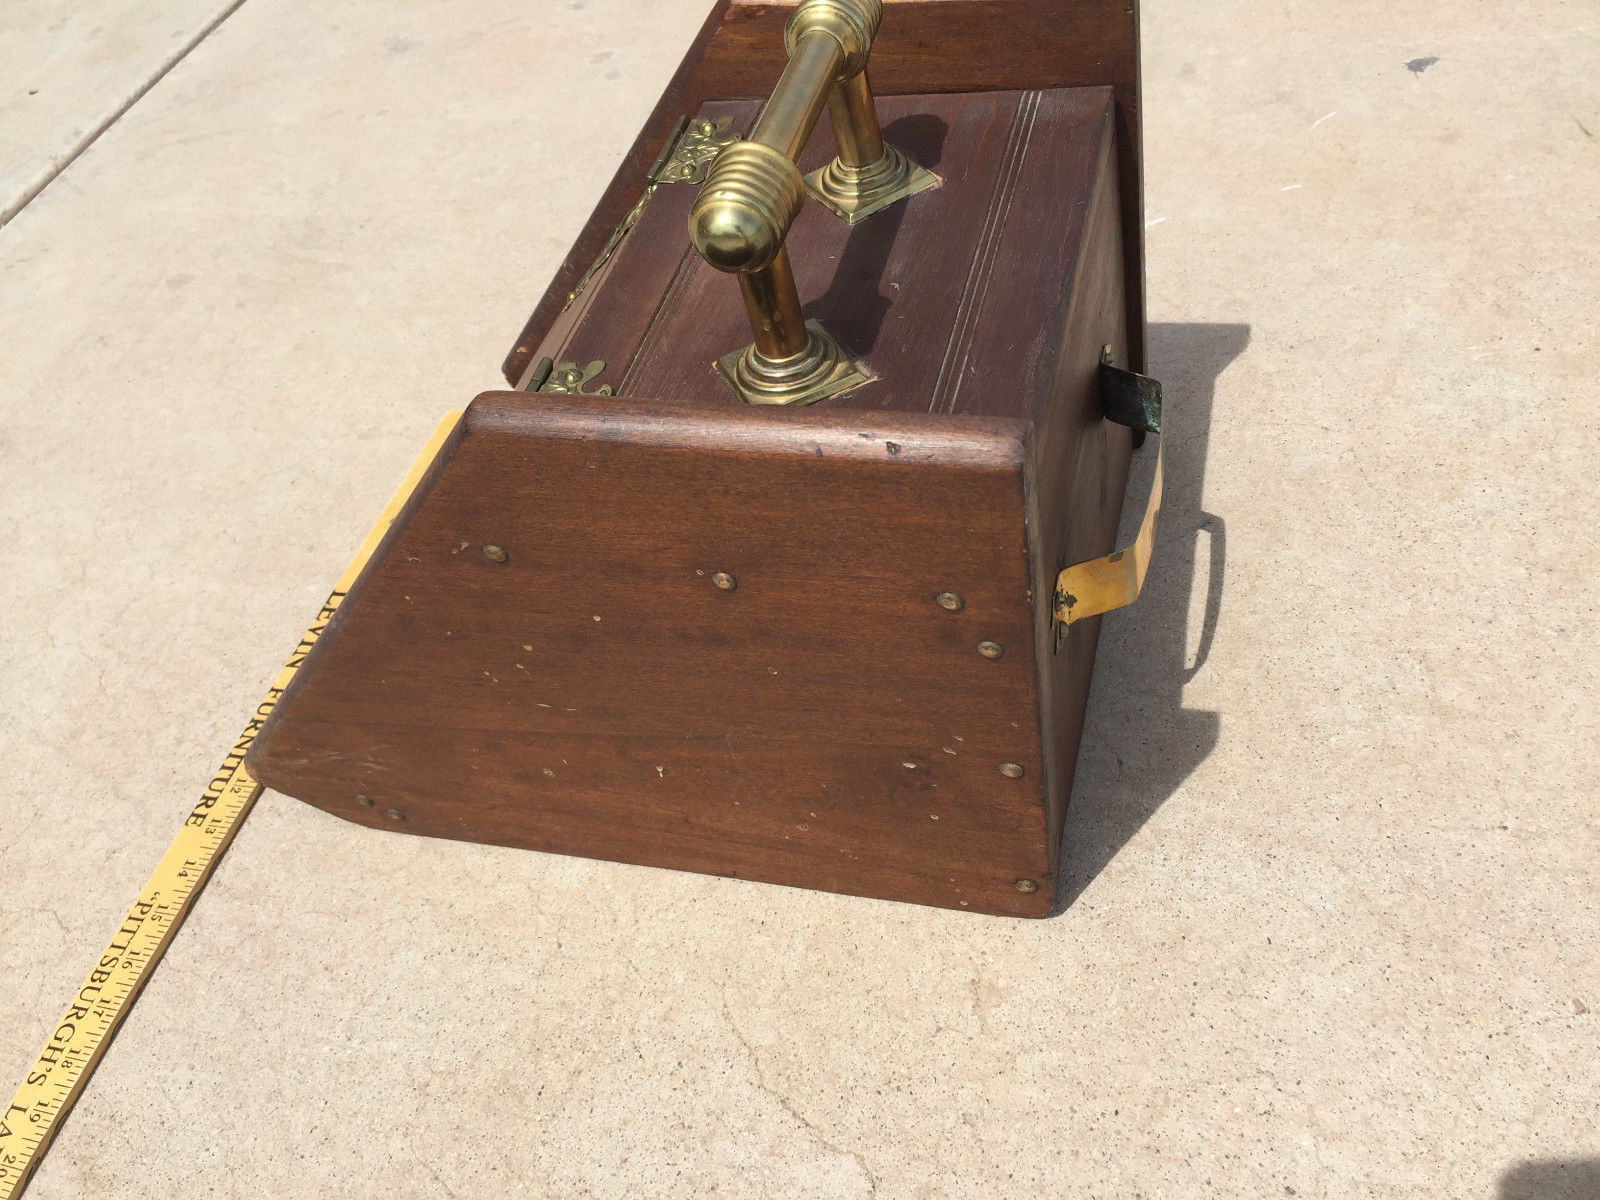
[247,0,1157,916]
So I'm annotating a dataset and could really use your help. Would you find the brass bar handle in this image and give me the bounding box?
[689,0,879,285]
[687,0,934,406]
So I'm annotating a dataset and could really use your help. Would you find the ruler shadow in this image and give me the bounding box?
[1055,320,1249,908]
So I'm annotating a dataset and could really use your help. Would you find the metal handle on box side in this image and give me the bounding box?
[1052,356,1166,644]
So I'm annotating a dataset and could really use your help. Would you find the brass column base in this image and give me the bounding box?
[804,142,940,225]
[714,318,873,406]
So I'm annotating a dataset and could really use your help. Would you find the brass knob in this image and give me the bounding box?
[688,143,805,275]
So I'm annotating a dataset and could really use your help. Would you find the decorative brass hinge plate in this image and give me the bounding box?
[526,357,614,396]
[561,115,741,312]
[654,114,741,185]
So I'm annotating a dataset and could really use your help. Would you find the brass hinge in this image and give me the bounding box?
[526,357,613,396]
[561,114,741,312]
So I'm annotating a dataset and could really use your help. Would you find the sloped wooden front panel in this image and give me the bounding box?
[248,395,1055,915]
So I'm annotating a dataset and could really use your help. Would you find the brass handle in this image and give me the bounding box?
[1052,358,1166,645]
[690,0,879,273]
[687,0,936,406]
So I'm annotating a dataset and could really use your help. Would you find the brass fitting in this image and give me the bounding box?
[688,143,805,276]
[784,0,881,79]
[685,0,934,404]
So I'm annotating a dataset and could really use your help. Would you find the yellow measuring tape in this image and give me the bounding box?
[0,412,460,1200]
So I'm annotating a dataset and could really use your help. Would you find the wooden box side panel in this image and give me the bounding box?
[718,0,1139,96]
[249,395,1059,915]
[1025,118,1135,856]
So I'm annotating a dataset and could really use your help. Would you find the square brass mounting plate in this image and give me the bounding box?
[804,158,941,226]
[713,319,875,406]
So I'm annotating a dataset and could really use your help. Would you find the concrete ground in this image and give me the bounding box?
[1,0,1595,1196]
[0,0,245,224]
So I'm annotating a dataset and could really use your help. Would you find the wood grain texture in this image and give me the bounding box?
[501,0,1145,384]
[1025,124,1134,857]
[249,396,1056,915]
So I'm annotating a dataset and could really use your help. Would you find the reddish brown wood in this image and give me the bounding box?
[696,2,1139,100]
[1027,123,1133,857]
[502,0,1145,384]
[250,397,1055,915]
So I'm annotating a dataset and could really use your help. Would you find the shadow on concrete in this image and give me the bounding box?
[1499,1159,1600,1200]
[1058,321,1251,906]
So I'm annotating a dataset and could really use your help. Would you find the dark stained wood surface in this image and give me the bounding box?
[502,0,1146,384]
[1024,125,1133,857]
[525,96,762,393]
[531,89,1133,867]
[249,396,1058,915]
[540,88,1114,426]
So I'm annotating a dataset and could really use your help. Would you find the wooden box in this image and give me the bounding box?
[247,0,1152,916]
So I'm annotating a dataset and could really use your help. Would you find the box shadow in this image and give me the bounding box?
[1055,320,1250,908]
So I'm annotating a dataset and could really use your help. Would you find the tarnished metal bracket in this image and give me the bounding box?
[1052,351,1165,647]
[1053,441,1162,641]
[1099,346,1163,433]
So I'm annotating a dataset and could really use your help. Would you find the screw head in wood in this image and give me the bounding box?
[482,544,509,563]
[384,808,406,821]
[999,762,1024,779]
[711,571,737,590]
[935,591,964,611]
[356,794,374,807]
[977,640,1003,660]
[1014,878,1038,893]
